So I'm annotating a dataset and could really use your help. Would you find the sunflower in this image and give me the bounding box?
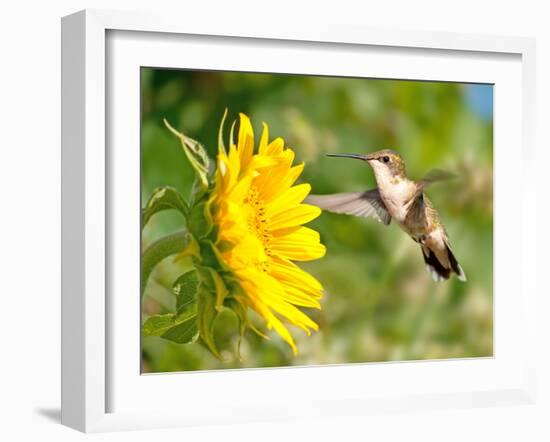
[213,113,326,353]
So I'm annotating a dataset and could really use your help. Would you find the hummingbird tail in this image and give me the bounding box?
[446,244,467,282]
[421,244,466,282]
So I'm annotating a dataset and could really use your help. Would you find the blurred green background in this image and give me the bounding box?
[141,68,493,373]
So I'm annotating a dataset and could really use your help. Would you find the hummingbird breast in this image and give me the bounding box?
[377,178,419,225]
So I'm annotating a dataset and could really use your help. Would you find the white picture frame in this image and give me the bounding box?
[61,9,537,433]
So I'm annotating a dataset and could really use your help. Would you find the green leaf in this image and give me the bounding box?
[142,306,199,345]
[142,314,176,336]
[207,268,229,312]
[173,270,199,313]
[229,119,236,148]
[218,108,228,155]
[197,288,221,358]
[216,240,236,253]
[226,288,269,341]
[164,119,210,190]
[188,201,214,239]
[142,186,189,230]
[224,297,248,357]
[141,230,194,297]
[190,177,208,204]
[160,320,198,344]
[200,240,230,271]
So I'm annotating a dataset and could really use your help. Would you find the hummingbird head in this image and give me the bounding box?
[327,149,407,182]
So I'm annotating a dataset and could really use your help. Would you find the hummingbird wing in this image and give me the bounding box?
[306,189,391,225]
[421,168,457,185]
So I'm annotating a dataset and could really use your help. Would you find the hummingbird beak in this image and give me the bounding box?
[326,153,368,161]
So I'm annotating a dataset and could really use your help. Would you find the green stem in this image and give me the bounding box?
[141,230,190,297]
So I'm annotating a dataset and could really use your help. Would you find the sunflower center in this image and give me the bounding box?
[245,186,273,263]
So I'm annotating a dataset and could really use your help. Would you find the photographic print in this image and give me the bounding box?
[140,68,493,373]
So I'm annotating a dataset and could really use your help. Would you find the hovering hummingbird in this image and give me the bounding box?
[307,150,466,282]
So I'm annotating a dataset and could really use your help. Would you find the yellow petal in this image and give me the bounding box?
[227,174,253,203]
[249,155,279,170]
[266,183,311,217]
[281,285,322,309]
[260,161,304,203]
[237,113,254,171]
[269,204,321,231]
[255,301,297,354]
[258,122,269,155]
[265,137,284,155]
[274,226,320,242]
[282,163,304,189]
[270,227,326,261]
[220,144,240,192]
[246,272,319,333]
[268,256,324,295]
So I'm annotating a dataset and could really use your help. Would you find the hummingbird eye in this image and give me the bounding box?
[382,156,390,163]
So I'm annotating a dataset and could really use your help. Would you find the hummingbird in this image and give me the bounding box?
[307,150,466,282]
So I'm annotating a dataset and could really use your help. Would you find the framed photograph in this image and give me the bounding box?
[61,9,537,432]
